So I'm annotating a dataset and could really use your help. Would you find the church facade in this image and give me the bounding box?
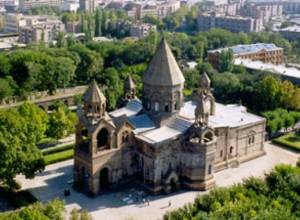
[74,39,266,195]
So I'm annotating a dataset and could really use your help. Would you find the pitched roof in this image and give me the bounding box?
[200,72,211,89]
[209,43,283,55]
[143,38,185,86]
[83,81,106,104]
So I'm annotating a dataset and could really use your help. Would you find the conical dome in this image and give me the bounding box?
[143,39,185,86]
[83,80,106,104]
[125,76,136,90]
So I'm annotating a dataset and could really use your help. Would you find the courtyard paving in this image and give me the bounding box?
[17,142,300,220]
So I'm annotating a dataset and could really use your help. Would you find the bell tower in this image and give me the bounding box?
[74,81,117,195]
[182,72,216,190]
[82,80,106,118]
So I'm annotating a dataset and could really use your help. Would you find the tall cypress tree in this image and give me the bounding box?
[95,8,102,37]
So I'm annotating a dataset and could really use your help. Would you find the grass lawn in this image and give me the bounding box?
[273,132,300,152]
[44,149,74,165]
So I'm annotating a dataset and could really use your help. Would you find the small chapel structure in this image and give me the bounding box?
[74,39,266,195]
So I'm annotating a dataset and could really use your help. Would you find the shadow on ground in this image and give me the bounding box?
[26,161,194,213]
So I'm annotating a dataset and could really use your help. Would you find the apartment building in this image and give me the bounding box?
[197,12,263,33]
[130,22,156,39]
[4,13,26,33]
[248,0,300,15]
[66,21,82,33]
[240,3,282,24]
[19,17,65,44]
[208,43,284,69]
[19,0,62,11]
[79,0,97,12]
[60,1,79,12]
[283,0,300,14]
[108,0,180,20]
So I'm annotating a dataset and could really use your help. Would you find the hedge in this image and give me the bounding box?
[44,149,74,165]
[42,143,74,156]
[272,132,300,152]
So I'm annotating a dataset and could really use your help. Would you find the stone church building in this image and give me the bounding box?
[74,39,266,195]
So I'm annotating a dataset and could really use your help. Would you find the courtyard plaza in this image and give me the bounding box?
[17,142,300,220]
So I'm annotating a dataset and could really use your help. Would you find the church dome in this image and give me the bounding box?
[143,39,185,87]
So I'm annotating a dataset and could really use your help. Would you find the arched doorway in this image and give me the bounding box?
[99,167,110,191]
[170,178,177,191]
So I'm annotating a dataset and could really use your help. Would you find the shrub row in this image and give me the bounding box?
[272,133,300,152]
[44,149,74,165]
[42,143,74,156]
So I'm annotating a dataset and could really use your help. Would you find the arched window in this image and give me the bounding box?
[102,104,105,116]
[248,134,255,145]
[122,131,129,144]
[146,100,151,110]
[164,102,169,112]
[97,128,109,149]
[96,105,100,113]
[154,102,159,112]
[229,146,234,154]
[220,150,223,158]
[88,104,93,112]
[203,131,213,143]
[208,164,212,175]
[174,101,179,110]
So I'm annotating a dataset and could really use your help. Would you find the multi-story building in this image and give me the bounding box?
[278,25,300,41]
[208,43,284,69]
[130,22,156,39]
[197,12,263,33]
[108,0,180,20]
[79,0,97,13]
[60,1,79,12]
[157,0,180,18]
[240,3,282,24]
[4,13,26,33]
[66,21,82,33]
[19,17,65,44]
[248,0,300,15]
[19,0,62,11]
[73,39,266,195]
[283,0,300,14]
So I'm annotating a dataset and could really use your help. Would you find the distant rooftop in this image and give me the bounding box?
[280,25,300,32]
[234,58,300,79]
[209,43,283,55]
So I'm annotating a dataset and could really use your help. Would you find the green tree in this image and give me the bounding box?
[0,109,45,188]
[70,44,103,83]
[0,78,14,100]
[212,72,241,102]
[46,106,78,139]
[56,32,66,48]
[18,103,48,143]
[219,49,234,72]
[95,8,102,37]
[257,76,282,111]
[0,54,11,77]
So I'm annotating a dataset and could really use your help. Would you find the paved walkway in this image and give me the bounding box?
[17,142,300,220]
